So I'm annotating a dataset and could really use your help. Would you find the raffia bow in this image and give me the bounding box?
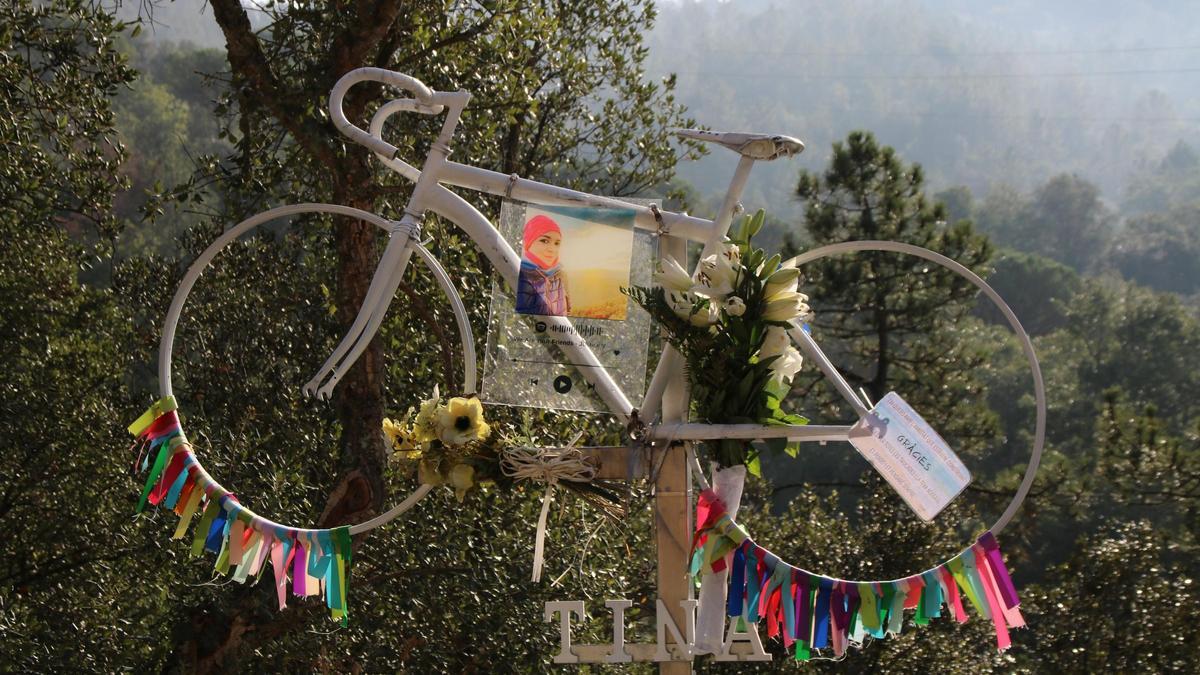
[500,433,593,582]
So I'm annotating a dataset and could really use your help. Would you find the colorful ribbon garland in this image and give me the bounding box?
[129,396,354,624]
[690,488,1025,660]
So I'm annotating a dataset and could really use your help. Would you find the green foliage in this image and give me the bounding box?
[976,250,1083,336]
[0,0,137,239]
[0,219,151,670]
[977,174,1114,273]
[935,185,974,225]
[0,5,152,667]
[114,40,229,254]
[1062,280,1200,430]
[1015,521,1196,673]
[1123,140,1200,215]
[1087,390,1200,542]
[1108,206,1200,296]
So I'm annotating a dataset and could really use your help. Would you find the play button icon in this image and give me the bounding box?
[553,375,573,394]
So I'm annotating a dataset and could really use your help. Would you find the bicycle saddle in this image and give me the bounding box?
[670,128,805,161]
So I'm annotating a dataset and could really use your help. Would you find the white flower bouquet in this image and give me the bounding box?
[624,209,812,471]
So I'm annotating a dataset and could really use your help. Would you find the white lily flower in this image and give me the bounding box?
[666,290,719,326]
[724,296,746,317]
[654,255,694,292]
[770,345,805,385]
[762,291,813,322]
[693,253,737,299]
[666,289,693,321]
[693,303,721,326]
[758,326,790,358]
[757,326,804,385]
[764,266,800,300]
[719,240,742,264]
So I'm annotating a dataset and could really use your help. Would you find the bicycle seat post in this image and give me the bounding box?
[671,127,803,261]
[699,154,757,260]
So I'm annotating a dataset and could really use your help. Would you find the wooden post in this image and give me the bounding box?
[657,233,693,674]
[575,233,695,670]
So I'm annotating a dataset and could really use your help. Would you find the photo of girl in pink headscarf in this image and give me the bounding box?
[516,214,570,316]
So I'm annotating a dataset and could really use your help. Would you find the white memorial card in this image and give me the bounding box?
[847,392,971,521]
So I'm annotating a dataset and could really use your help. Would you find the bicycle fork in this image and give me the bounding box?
[303,88,472,400]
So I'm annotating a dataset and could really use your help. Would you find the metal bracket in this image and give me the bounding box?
[649,203,669,235]
[390,217,423,242]
[625,409,648,444]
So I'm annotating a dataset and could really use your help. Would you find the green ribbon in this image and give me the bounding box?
[699,515,749,576]
[954,551,991,619]
[858,582,879,632]
[136,436,180,513]
[331,526,352,625]
[214,539,231,575]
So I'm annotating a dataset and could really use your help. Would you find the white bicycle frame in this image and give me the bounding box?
[316,69,844,438]
[157,67,1044,537]
[315,67,1045,534]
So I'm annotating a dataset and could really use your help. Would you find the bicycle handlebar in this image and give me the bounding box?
[330,67,445,158]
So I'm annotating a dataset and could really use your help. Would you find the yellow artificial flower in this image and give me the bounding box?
[382,417,406,448]
[383,416,423,462]
[411,386,441,443]
[448,463,476,502]
[435,396,492,446]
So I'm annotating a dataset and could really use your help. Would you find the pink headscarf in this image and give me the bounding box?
[522,215,562,270]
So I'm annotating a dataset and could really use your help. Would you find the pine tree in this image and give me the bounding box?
[788,131,997,457]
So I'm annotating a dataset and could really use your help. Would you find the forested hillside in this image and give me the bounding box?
[647,0,1200,233]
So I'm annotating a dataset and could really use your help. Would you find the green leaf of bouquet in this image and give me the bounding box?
[753,354,782,374]
[746,249,764,274]
[764,377,790,401]
[765,391,782,412]
[735,370,756,403]
[746,453,762,477]
[762,253,781,278]
[784,441,801,458]
[777,412,810,426]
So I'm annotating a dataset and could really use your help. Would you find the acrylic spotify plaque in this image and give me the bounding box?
[482,200,653,413]
[848,392,972,521]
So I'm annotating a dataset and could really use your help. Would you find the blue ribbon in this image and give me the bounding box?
[727,543,747,617]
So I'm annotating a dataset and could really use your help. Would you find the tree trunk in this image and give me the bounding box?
[319,180,387,529]
[168,3,393,669]
[165,164,386,675]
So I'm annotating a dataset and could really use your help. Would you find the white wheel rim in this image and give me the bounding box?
[789,240,1046,535]
[158,203,476,535]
